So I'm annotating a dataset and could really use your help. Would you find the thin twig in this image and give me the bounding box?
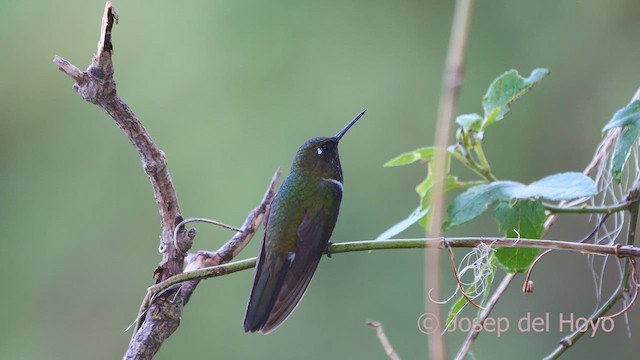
[53,57,84,83]
[522,249,551,293]
[173,218,243,253]
[427,1,475,358]
[367,320,401,360]
[147,237,640,295]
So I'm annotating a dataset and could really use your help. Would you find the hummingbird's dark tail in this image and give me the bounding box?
[243,251,290,333]
[243,235,323,334]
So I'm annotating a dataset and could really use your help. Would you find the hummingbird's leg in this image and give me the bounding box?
[325,241,333,258]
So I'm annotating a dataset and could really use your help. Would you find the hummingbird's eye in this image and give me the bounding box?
[317,144,329,155]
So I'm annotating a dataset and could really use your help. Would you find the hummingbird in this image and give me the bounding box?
[243,110,366,334]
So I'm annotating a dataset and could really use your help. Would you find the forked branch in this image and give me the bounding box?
[53,3,280,359]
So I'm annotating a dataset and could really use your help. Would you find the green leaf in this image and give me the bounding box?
[416,177,431,198]
[414,154,457,202]
[494,200,546,239]
[443,173,595,230]
[483,108,501,130]
[443,181,522,229]
[493,200,546,273]
[456,113,483,132]
[420,175,467,208]
[385,148,457,229]
[445,289,474,331]
[600,101,640,181]
[602,100,640,131]
[482,68,549,128]
[384,147,438,167]
[513,172,597,201]
[610,123,640,181]
[493,248,540,274]
[418,173,466,228]
[375,206,429,241]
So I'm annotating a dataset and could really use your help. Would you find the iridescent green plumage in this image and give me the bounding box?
[244,111,365,334]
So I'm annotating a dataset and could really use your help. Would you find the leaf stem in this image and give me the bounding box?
[472,142,497,181]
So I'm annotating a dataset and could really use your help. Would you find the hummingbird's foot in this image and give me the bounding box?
[325,241,333,258]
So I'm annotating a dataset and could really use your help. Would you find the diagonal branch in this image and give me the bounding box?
[54,2,185,283]
[367,320,401,360]
[54,3,188,359]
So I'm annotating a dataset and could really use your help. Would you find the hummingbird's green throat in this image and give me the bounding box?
[243,110,365,334]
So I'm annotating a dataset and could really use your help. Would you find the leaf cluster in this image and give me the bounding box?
[382,68,598,272]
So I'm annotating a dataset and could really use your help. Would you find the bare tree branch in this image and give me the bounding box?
[54,3,188,358]
[54,2,186,282]
[53,3,280,359]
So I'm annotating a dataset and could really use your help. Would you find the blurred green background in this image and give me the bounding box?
[2,0,640,359]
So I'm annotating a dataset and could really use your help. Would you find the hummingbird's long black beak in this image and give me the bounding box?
[335,110,366,142]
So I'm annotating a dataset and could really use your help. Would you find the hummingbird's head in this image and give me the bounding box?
[291,136,342,180]
[290,110,366,180]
